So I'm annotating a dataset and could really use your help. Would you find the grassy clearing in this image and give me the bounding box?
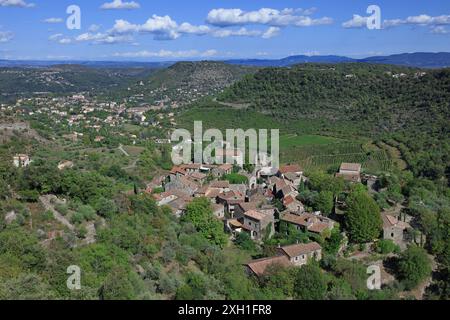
[279,134,340,148]
[281,142,393,174]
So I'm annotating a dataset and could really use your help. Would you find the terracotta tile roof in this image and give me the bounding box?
[218,190,244,201]
[281,213,333,234]
[218,164,233,171]
[205,188,221,198]
[228,219,243,228]
[382,214,410,230]
[181,163,202,170]
[244,210,265,221]
[237,202,258,212]
[309,222,332,234]
[279,164,302,174]
[190,172,207,180]
[170,166,186,175]
[279,242,322,258]
[246,256,291,276]
[283,195,296,206]
[210,181,230,189]
[340,163,362,172]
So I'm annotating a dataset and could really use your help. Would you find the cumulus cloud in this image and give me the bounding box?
[344,13,450,29]
[58,38,72,45]
[75,32,134,44]
[431,26,449,34]
[113,49,218,58]
[212,27,262,38]
[110,15,182,40]
[342,15,369,28]
[206,7,332,27]
[43,18,63,23]
[110,15,260,40]
[0,0,34,7]
[88,24,101,32]
[48,33,63,41]
[262,26,281,39]
[100,0,140,10]
[0,31,13,42]
[48,31,133,45]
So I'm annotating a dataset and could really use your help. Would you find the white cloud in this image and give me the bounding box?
[100,0,140,10]
[178,23,211,35]
[88,24,101,32]
[342,15,368,28]
[48,31,133,45]
[262,26,280,39]
[344,13,450,29]
[58,38,72,45]
[212,27,262,38]
[113,49,219,59]
[43,18,63,24]
[0,0,34,7]
[206,7,332,27]
[431,26,449,34]
[0,31,13,42]
[75,32,133,44]
[110,15,182,40]
[48,33,63,41]
[110,14,282,40]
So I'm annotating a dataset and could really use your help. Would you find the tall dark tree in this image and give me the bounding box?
[345,190,382,243]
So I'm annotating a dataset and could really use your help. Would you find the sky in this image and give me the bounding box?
[0,0,449,61]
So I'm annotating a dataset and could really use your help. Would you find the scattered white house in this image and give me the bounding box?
[13,154,31,168]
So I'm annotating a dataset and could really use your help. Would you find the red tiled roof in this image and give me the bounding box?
[279,242,322,258]
[279,164,302,174]
[340,163,362,172]
[244,210,265,221]
[210,181,230,189]
[281,213,333,234]
[246,256,291,276]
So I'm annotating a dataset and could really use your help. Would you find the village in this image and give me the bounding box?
[142,155,423,279]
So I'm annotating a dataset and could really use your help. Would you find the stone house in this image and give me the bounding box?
[13,154,31,168]
[281,212,335,235]
[382,214,412,248]
[238,209,275,241]
[277,242,322,267]
[245,241,323,277]
[336,163,362,183]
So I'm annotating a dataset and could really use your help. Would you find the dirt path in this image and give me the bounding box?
[39,195,75,231]
[118,144,130,157]
[212,97,250,109]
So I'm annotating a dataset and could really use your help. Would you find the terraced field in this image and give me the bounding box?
[281,142,393,174]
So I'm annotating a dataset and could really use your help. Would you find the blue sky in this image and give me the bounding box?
[0,0,449,61]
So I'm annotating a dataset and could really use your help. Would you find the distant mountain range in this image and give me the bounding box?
[0,52,449,69]
[0,60,172,69]
[225,52,450,69]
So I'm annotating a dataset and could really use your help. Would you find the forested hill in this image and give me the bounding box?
[0,65,154,99]
[218,63,450,181]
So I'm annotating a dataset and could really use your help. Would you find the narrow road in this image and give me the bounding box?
[118,144,130,157]
[39,195,75,231]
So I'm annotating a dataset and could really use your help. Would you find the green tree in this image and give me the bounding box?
[294,263,328,300]
[345,190,382,243]
[314,191,334,215]
[100,267,137,300]
[0,178,9,200]
[182,198,227,247]
[397,246,431,290]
